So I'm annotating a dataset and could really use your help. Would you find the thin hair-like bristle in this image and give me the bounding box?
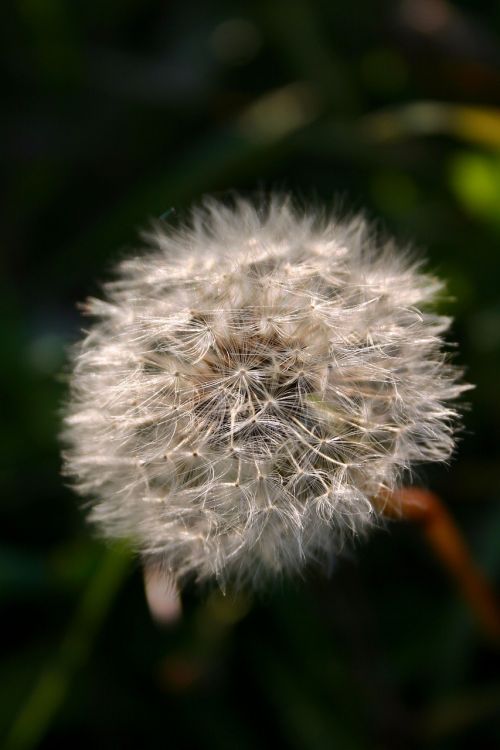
[62,195,469,590]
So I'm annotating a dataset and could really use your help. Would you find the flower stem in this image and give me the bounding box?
[380,487,500,645]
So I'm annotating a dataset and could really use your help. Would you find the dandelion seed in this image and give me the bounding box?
[62,195,468,592]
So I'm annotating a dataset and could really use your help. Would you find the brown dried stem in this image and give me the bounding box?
[379,487,500,645]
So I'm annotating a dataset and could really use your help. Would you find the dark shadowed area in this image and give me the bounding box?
[2,1,500,748]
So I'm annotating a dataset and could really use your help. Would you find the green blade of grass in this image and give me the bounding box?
[3,543,131,750]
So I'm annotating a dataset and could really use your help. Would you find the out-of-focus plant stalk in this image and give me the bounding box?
[379,487,500,645]
[3,544,130,750]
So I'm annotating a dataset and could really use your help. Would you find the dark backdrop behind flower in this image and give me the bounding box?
[2,1,500,748]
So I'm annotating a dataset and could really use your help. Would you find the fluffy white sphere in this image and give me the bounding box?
[62,196,466,588]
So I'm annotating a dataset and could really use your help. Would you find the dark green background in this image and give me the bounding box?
[2,1,500,748]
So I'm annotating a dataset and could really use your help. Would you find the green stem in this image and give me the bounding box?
[4,543,131,750]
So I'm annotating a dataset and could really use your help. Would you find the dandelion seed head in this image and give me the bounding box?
[62,195,468,589]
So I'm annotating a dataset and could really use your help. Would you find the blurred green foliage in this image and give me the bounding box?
[2,1,500,748]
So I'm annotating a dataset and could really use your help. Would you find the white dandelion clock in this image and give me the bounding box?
[62,195,467,597]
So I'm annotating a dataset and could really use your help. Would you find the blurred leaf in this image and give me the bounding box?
[449,152,500,229]
[363,102,500,150]
[3,543,130,750]
[424,685,500,742]
[50,82,326,284]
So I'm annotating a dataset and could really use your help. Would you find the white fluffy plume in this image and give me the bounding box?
[62,195,467,589]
